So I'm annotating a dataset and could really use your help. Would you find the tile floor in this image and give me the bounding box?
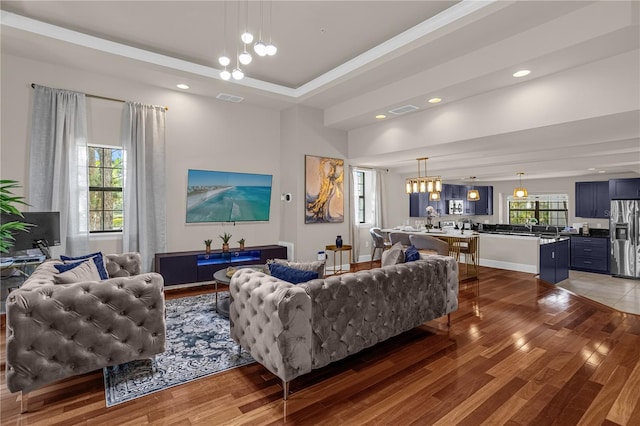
[557,270,640,315]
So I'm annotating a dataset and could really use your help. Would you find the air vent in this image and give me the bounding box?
[216,93,244,103]
[388,104,419,115]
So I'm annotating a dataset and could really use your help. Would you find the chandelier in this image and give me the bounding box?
[218,0,278,81]
[513,172,528,198]
[405,157,443,195]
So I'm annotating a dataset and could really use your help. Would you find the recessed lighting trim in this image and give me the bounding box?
[428,97,442,104]
[587,167,596,171]
[375,114,386,119]
[513,70,531,78]
[176,83,189,89]
[598,170,606,173]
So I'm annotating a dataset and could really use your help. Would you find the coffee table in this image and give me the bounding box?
[213,264,267,318]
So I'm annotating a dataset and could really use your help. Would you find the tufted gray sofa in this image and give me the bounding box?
[229,255,458,399]
[5,252,166,404]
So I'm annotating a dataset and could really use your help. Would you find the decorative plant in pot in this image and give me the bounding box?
[204,239,212,254]
[237,238,245,250]
[219,232,232,252]
[0,179,31,255]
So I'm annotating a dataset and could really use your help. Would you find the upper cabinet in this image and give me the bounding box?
[472,186,494,216]
[575,181,609,218]
[609,178,640,200]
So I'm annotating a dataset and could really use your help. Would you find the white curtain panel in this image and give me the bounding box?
[29,84,89,256]
[349,166,361,262]
[374,168,386,229]
[121,102,167,272]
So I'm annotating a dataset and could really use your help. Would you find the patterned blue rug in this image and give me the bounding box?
[103,292,254,406]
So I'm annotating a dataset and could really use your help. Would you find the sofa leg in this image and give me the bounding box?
[447,313,451,327]
[283,380,289,400]
[20,391,29,413]
[238,345,242,356]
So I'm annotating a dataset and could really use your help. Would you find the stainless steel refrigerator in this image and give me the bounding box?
[610,200,640,278]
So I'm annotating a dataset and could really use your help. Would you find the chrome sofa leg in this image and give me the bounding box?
[283,380,289,400]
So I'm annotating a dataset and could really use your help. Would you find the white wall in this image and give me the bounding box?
[280,105,349,262]
[1,54,282,256]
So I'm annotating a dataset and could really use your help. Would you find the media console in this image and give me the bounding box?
[154,244,287,287]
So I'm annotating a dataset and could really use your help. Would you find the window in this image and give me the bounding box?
[88,146,123,232]
[357,171,365,223]
[508,194,569,226]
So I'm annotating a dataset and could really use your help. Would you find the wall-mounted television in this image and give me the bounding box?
[186,169,272,223]
[0,211,61,257]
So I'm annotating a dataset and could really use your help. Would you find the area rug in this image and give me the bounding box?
[103,292,254,406]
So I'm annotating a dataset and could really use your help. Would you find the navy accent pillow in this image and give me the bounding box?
[60,252,109,280]
[269,262,319,284]
[405,245,420,262]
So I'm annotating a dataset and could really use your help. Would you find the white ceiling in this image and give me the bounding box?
[1,0,639,182]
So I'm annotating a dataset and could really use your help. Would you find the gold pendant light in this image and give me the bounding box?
[467,176,480,201]
[513,172,528,198]
[405,157,443,196]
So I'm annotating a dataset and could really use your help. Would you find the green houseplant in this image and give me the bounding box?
[219,232,232,252]
[0,179,31,254]
[204,239,212,254]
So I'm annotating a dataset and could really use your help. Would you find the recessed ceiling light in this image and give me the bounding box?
[588,167,596,171]
[598,170,606,173]
[375,114,386,119]
[513,70,531,78]
[176,83,189,89]
[428,97,442,104]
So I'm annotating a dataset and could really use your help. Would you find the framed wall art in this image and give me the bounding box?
[305,155,344,224]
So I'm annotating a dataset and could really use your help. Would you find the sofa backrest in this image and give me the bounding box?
[105,252,142,277]
[300,255,458,370]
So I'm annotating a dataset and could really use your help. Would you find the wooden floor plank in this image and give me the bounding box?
[2,264,639,425]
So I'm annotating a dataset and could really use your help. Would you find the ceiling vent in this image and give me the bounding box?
[388,104,419,115]
[216,93,244,103]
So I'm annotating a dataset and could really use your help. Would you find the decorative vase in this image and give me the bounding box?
[205,245,211,255]
[336,235,343,248]
[239,243,245,250]
[222,243,229,252]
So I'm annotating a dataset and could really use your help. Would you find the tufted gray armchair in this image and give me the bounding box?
[5,252,166,408]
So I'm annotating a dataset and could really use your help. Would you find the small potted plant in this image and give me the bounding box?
[219,232,232,252]
[204,239,212,254]
[238,238,245,250]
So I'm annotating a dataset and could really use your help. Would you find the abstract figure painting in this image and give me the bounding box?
[305,155,344,223]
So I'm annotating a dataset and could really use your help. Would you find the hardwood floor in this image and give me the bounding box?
[2,264,640,425]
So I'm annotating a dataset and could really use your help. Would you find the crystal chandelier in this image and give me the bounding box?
[405,157,443,195]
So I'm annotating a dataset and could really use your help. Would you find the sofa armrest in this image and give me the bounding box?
[6,273,166,393]
[230,269,312,383]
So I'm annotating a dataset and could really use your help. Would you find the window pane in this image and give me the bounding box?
[104,191,123,210]
[88,147,102,167]
[103,211,123,231]
[90,211,103,232]
[89,167,103,187]
[90,191,103,210]
[104,168,123,187]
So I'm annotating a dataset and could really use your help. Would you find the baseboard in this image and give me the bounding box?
[479,259,538,274]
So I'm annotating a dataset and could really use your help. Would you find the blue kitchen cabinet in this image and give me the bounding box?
[570,235,610,274]
[575,181,609,218]
[409,193,420,217]
[468,185,493,216]
[539,239,569,284]
[609,178,640,200]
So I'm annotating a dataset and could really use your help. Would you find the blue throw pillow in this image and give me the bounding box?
[60,252,109,280]
[405,245,420,262]
[269,262,319,284]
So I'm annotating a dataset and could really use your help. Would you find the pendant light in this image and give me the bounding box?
[405,157,443,195]
[265,0,277,56]
[218,1,231,79]
[253,0,267,56]
[513,172,528,198]
[467,176,480,201]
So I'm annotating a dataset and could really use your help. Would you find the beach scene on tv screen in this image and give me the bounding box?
[186,169,272,223]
